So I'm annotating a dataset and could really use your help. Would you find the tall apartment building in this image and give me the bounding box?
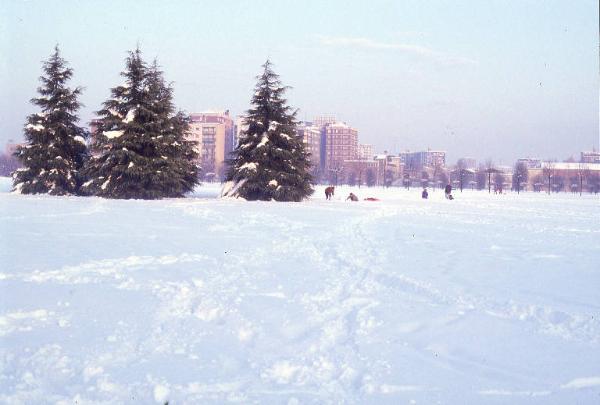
[188,110,234,180]
[322,122,358,175]
[296,121,321,173]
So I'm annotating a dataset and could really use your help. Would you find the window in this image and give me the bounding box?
[202,127,216,135]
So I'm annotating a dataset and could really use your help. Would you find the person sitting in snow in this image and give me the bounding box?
[346,192,358,202]
[422,188,429,199]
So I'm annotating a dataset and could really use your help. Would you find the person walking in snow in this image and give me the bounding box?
[325,186,335,200]
[444,184,453,200]
[422,188,429,199]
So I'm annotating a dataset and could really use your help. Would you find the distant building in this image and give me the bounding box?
[517,157,542,169]
[1,141,23,176]
[358,144,374,160]
[296,122,321,173]
[397,151,411,165]
[313,115,337,128]
[374,154,404,186]
[233,115,247,149]
[581,150,600,163]
[322,122,358,179]
[403,150,446,170]
[188,110,234,181]
[342,159,380,186]
[458,157,477,170]
[527,161,600,192]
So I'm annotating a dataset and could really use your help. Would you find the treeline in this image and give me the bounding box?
[12,46,197,199]
[11,46,313,201]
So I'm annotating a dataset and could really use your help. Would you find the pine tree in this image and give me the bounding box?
[225,60,313,201]
[82,49,199,199]
[13,45,87,195]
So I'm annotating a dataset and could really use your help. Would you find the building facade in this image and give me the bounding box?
[581,150,600,163]
[527,162,600,192]
[188,111,234,181]
[342,159,381,186]
[296,122,321,174]
[404,150,446,170]
[358,144,374,160]
[517,157,542,169]
[322,122,358,180]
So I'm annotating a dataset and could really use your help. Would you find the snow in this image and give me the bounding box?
[561,377,600,389]
[220,179,247,199]
[73,136,86,144]
[153,384,170,403]
[268,179,278,187]
[268,121,279,131]
[1,179,599,404]
[108,108,123,118]
[103,130,124,139]
[257,134,269,148]
[128,162,134,168]
[123,109,135,123]
[26,123,45,131]
[239,162,258,171]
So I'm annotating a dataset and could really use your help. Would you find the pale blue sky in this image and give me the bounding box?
[1,0,598,163]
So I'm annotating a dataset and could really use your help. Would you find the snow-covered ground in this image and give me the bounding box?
[1,177,599,404]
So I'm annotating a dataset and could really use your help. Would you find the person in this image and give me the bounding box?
[346,192,358,201]
[325,186,335,200]
[444,184,453,200]
[422,188,428,199]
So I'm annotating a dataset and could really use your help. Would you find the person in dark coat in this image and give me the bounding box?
[422,188,429,199]
[444,184,453,200]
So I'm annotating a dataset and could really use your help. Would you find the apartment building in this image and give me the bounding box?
[188,111,234,181]
[321,122,358,175]
[296,121,321,173]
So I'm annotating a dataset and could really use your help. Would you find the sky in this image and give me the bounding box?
[1,0,598,164]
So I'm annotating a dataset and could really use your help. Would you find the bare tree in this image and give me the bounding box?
[347,172,357,186]
[542,161,555,194]
[588,172,600,193]
[512,162,528,194]
[493,172,505,193]
[366,169,376,187]
[577,162,587,196]
[485,159,495,193]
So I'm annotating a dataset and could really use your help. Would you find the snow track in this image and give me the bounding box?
[1,182,599,403]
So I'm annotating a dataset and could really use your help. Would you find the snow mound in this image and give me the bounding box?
[103,130,124,139]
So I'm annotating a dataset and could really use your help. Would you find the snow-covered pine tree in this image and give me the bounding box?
[225,60,313,201]
[81,49,199,199]
[12,45,87,195]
